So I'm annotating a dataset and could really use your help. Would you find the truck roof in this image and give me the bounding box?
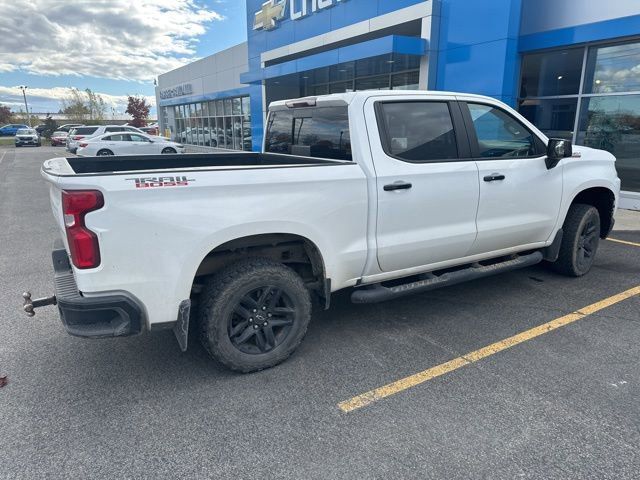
[268,90,502,110]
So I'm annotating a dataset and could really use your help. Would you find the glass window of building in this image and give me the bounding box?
[584,42,640,94]
[518,98,578,140]
[168,95,251,151]
[577,95,640,192]
[519,39,640,193]
[265,53,422,106]
[520,49,583,97]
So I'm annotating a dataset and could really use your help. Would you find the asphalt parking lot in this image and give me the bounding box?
[1,146,639,479]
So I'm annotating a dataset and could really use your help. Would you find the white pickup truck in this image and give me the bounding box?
[27,91,620,372]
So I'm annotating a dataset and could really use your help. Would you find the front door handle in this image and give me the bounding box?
[483,173,506,182]
[384,181,413,192]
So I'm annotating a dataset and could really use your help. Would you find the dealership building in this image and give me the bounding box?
[156,0,640,209]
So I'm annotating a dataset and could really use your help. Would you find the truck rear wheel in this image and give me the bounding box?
[551,203,601,277]
[198,258,311,373]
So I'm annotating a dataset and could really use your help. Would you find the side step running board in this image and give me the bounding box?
[351,251,544,304]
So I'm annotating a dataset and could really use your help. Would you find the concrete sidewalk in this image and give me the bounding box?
[615,209,640,231]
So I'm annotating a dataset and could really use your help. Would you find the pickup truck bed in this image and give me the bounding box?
[60,152,343,175]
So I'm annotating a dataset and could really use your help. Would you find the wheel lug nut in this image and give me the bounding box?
[263,322,268,326]
[267,313,272,317]
[253,325,259,330]
[253,309,257,313]
[262,306,267,310]
[249,318,253,323]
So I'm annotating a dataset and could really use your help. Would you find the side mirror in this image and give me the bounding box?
[546,138,572,170]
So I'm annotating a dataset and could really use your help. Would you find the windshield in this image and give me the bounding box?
[17,129,35,135]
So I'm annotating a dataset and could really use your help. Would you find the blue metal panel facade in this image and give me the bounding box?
[520,14,640,52]
[238,0,639,150]
[432,0,523,106]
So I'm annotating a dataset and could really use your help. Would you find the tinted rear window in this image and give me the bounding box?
[265,106,352,161]
[73,127,99,135]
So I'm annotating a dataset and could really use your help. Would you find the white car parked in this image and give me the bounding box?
[14,128,41,147]
[76,132,185,156]
[67,125,166,153]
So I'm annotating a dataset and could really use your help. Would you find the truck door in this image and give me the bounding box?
[365,97,480,273]
[459,101,563,255]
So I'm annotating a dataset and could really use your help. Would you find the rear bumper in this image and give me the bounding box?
[52,240,145,338]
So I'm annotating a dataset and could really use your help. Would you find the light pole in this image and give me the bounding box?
[18,86,30,126]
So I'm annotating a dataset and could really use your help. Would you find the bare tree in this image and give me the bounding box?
[61,88,107,123]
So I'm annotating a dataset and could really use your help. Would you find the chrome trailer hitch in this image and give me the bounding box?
[22,292,57,317]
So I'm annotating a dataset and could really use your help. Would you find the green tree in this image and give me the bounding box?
[125,96,150,127]
[42,116,58,138]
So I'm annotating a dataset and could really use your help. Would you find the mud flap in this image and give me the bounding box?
[173,299,191,352]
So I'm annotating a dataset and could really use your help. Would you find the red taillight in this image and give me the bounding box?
[73,135,84,140]
[62,190,104,269]
[79,143,88,148]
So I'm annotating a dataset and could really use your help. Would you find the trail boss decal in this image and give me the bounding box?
[126,176,195,188]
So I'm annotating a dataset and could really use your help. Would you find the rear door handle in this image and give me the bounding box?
[483,173,506,182]
[384,181,413,192]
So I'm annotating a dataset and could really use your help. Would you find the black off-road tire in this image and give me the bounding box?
[551,203,601,277]
[199,258,312,373]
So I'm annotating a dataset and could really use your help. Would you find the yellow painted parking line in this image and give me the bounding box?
[338,285,640,413]
[608,238,640,248]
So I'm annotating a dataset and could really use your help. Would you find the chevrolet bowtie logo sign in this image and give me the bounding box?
[254,0,287,31]
[253,0,348,31]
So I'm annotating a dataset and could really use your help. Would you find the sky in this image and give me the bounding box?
[0,0,248,118]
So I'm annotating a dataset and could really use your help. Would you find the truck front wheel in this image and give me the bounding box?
[198,258,312,372]
[551,203,601,277]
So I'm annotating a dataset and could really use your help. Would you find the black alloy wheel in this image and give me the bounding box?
[199,258,312,372]
[552,204,601,277]
[228,286,296,355]
[576,216,599,272]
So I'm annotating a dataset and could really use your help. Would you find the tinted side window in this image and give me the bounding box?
[109,134,131,141]
[105,127,123,132]
[467,104,544,158]
[265,107,352,161]
[75,127,99,135]
[130,134,148,142]
[378,102,458,161]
